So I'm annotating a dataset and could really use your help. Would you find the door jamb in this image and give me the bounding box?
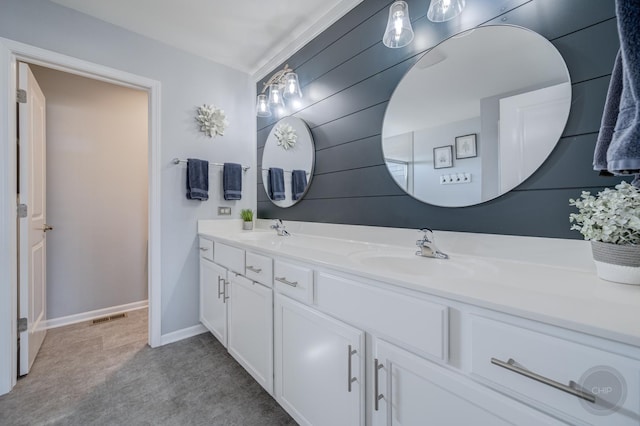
[0,37,162,395]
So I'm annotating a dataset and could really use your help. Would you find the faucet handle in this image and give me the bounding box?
[418,228,434,242]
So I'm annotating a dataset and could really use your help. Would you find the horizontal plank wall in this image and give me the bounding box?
[257,0,621,239]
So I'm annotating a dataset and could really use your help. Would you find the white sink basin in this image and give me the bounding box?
[348,248,495,278]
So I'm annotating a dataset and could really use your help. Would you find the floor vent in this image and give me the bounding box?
[92,312,128,325]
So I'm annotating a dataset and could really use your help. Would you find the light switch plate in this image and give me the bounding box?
[218,207,231,215]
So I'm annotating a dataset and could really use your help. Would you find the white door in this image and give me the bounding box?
[199,259,228,347]
[372,339,564,426]
[499,82,571,193]
[274,294,364,426]
[18,62,48,376]
[227,274,273,393]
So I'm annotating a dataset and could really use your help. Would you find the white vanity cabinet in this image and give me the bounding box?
[227,273,273,393]
[199,238,274,393]
[274,294,365,426]
[198,226,640,426]
[372,339,564,426]
[199,240,228,347]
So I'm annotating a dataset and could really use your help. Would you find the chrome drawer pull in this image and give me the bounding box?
[374,358,384,411]
[347,345,357,392]
[246,265,262,274]
[275,276,298,287]
[199,247,209,251]
[490,358,596,403]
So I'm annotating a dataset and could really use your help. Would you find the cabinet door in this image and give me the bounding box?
[372,339,565,426]
[274,294,365,426]
[200,259,228,347]
[228,274,273,393]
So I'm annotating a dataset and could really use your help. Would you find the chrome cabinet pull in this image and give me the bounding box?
[275,276,298,287]
[490,358,596,403]
[374,358,384,411]
[217,276,225,299]
[223,280,230,302]
[199,247,209,251]
[347,345,357,392]
[246,265,262,274]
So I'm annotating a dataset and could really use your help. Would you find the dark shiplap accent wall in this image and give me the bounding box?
[257,0,622,239]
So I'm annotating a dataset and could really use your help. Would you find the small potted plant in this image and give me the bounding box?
[240,209,254,230]
[569,181,640,285]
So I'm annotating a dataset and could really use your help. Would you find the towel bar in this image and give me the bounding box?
[172,158,250,172]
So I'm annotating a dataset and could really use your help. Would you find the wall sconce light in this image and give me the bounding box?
[256,64,302,118]
[427,0,466,22]
[383,1,414,48]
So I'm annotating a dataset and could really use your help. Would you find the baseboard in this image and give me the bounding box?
[160,324,208,346]
[44,300,148,329]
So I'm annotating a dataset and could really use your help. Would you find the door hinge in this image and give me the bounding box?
[18,318,28,333]
[17,89,27,103]
[17,204,28,218]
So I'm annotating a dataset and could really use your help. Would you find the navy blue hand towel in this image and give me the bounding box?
[268,168,285,201]
[594,0,640,186]
[186,158,208,201]
[291,170,308,201]
[223,163,242,200]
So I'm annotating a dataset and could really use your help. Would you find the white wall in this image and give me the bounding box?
[0,0,255,334]
[30,65,148,319]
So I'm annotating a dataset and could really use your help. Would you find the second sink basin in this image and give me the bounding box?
[347,248,492,278]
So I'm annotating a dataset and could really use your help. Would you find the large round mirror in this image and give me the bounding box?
[262,116,315,208]
[382,25,571,207]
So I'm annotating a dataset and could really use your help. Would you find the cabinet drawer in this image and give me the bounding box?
[213,242,245,274]
[273,260,313,304]
[198,237,214,261]
[471,316,640,426]
[316,272,448,362]
[245,252,273,287]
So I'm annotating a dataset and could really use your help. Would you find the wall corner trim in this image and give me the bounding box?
[160,324,208,346]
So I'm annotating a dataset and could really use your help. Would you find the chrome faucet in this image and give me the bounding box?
[270,219,290,236]
[416,228,448,259]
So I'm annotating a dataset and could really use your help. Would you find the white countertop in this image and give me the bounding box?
[198,219,640,347]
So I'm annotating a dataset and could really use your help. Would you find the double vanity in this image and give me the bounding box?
[198,219,639,426]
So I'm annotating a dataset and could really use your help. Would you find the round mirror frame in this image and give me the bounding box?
[261,116,315,208]
[382,25,572,207]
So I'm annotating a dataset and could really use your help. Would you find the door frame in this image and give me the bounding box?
[0,37,162,394]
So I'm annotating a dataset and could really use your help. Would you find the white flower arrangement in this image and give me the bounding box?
[196,104,228,138]
[274,123,297,150]
[569,181,640,245]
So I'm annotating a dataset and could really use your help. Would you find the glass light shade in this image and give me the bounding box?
[256,94,271,117]
[268,84,285,109]
[283,72,302,99]
[427,0,466,22]
[383,1,414,48]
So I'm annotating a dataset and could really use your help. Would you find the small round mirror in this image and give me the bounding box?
[382,25,571,207]
[261,116,315,207]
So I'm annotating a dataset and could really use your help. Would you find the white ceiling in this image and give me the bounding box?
[50,0,362,78]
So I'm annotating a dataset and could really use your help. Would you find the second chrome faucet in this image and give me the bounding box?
[416,228,448,259]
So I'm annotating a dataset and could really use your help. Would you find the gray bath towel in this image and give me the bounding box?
[186,158,209,201]
[223,163,242,200]
[594,0,640,187]
[291,170,308,201]
[268,168,285,201]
